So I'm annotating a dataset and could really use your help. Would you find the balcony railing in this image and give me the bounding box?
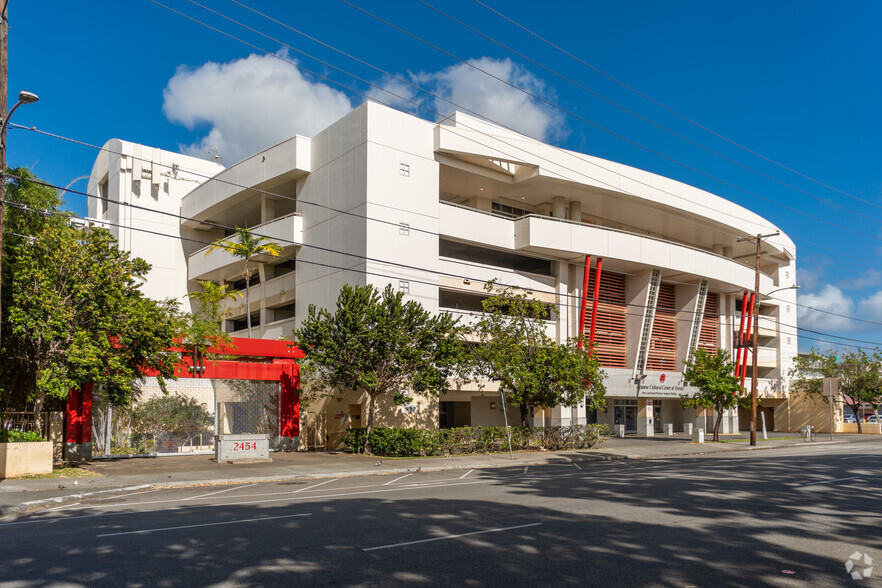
[440,201,754,270]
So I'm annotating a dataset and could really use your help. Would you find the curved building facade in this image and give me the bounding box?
[88,101,797,445]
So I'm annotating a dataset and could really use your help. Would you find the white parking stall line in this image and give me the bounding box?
[459,469,474,479]
[363,522,542,552]
[291,478,337,493]
[805,476,862,486]
[184,484,251,501]
[383,474,413,486]
[96,512,312,538]
[44,503,81,512]
[95,489,161,501]
[572,462,582,470]
[523,466,529,474]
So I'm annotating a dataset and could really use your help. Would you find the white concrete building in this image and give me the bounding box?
[87,101,798,443]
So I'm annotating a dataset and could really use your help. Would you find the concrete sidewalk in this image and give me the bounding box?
[0,431,837,517]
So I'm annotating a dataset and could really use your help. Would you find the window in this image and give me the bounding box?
[399,163,410,177]
[232,313,260,332]
[491,202,530,218]
[271,302,296,322]
[271,259,295,278]
[231,275,260,291]
[439,238,553,276]
[399,280,410,294]
[399,222,410,236]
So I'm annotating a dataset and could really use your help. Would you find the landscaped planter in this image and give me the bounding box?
[0,441,53,478]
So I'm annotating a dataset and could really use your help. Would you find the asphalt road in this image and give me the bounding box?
[1,439,880,587]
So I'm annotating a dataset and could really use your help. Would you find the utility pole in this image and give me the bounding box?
[0,0,8,352]
[738,231,779,446]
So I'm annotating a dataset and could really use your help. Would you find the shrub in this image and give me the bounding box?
[0,429,45,443]
[342,424,607,457]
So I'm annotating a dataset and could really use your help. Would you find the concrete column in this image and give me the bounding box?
[723,246,733,258]
[552,196,566,219]
[568,200,582,222]
[557,261,570,343]
[474,196,492,212]
[637,399,654,437]
[261,197,275,224]
[712,244,724,256]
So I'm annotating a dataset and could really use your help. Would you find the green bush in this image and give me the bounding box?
[0,429,45,443]
[342,424,607,456]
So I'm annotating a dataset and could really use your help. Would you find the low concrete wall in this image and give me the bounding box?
[842,423,882,435]
[0,442,53,478]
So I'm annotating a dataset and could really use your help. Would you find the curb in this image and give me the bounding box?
[0,439,827,517]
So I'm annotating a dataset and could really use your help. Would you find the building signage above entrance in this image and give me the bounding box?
[604,369,694,398]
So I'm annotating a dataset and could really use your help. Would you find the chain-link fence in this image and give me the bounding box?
[91,378,280,456]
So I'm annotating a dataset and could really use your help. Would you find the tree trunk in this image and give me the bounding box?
[713,404,723,442]
[32,389,46,436]
[363,393,375,455]
[519,403,529,427]
[244,278,252,338]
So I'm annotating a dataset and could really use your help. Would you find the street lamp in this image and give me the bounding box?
[0,90,40,350]
[750,284,800,446]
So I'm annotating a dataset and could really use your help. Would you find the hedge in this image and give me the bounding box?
[0,429,45,443]
[342,423,609,457]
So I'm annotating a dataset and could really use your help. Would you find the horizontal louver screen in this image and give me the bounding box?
[646,283,676,371]
[698,293,719,354]
[585,270,627,369]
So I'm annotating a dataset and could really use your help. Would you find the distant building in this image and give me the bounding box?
[87,101,798,447]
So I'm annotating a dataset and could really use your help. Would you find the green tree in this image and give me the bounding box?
[681,348,747,442]
[205,227,281,337]
[0,168,183,426]
[470,282,606,426]
[790,348,882,433]
[293,284,467,454]
[185,280,242,368]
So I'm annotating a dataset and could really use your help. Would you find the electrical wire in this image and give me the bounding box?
[413,0,882,227]
[469,0,882,213]
[8,171,872,357]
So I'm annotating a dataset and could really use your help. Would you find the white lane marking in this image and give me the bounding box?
[95,489,161,501]
[183,484,251,501]
[44,503,81,512]
[291,478,336,494]
[805,476,862,486]
[96,513,311,538]
[383,474,413,486]
[459,469,474,479]
[363,522,542,552]
[572,462,582,470]
[523,466,528,474]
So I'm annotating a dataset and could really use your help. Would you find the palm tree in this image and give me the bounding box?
[206,227,281,337]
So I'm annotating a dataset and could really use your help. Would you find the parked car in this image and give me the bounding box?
[843,414,857,424]
[864,415,879,424]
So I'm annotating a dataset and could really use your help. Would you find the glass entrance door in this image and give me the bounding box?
[625,406,637,432]
[654,406,662,433]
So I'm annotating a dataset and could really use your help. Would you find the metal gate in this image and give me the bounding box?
[91,379,280,456]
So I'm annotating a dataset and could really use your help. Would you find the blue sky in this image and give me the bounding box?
[7,1,882,352]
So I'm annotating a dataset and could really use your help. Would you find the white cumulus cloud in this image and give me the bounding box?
[857,290,882,322]
[163,50,353,164]
[797,285,856,332]
[369,57,567,143]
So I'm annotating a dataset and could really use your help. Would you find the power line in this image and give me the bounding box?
[11,173,876,357]
[469,0,882,214]
[413,0,882,228]
[339,0,882,244]
[17,122,867,331]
